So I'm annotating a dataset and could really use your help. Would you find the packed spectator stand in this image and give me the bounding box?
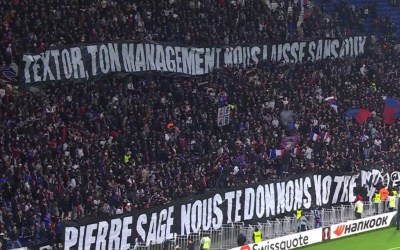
[1,0,400,249]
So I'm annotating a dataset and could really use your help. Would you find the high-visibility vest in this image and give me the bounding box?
[201,236,211,249]
[296,210,302,220]
[374,193,381,203]
[356,201,364,214]
[253,231,262,243]
[393,190,398,197]
[389,196,396,208]
[371,82,377,91]
[124,154,131,163]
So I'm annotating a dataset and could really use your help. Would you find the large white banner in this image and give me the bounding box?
[19,36,367,85]
[63,168,399,250]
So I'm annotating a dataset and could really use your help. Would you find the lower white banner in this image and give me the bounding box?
[229,228,323,250]
[230,212,397,250]
[329,211,396,239]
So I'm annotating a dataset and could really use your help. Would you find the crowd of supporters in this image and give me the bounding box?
[2,0,394,64]
[0,0,400,249]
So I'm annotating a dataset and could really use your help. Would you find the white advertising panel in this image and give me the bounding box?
[229,228,322,250]
[330,212,396,239]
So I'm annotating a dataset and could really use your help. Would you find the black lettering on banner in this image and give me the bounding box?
[382,216,388,225]
[345,224,351,234]
[350,223,357,232]
[292,238,298,247]
[365,221,371,229]
[371,218,377,228]
[357,221,364,231]
[63,170,396,249]
[340,215,390,238]
[19,36,368,85]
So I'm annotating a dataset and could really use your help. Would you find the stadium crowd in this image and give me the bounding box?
[0,0,400,249]
[2,0,394,64]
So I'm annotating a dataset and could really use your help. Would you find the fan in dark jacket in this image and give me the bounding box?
[237,231,247,246]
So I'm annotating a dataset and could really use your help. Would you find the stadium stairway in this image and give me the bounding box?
[313,0,400,36]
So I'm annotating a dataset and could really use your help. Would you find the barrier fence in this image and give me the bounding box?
[133,201,395,250]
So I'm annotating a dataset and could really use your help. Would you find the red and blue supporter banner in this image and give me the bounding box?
[384,98,400,125]
[345,109,373,125]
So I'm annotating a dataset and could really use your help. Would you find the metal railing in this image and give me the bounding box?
[133,201,393,250]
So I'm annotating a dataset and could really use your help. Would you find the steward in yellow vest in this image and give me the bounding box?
[200,235,211,250]
[252,228,262,243]
[296,209,303,220]
[373,191,381,215]
[374,192,381,203]
[389,192,396,212]
[354,200,363,219]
